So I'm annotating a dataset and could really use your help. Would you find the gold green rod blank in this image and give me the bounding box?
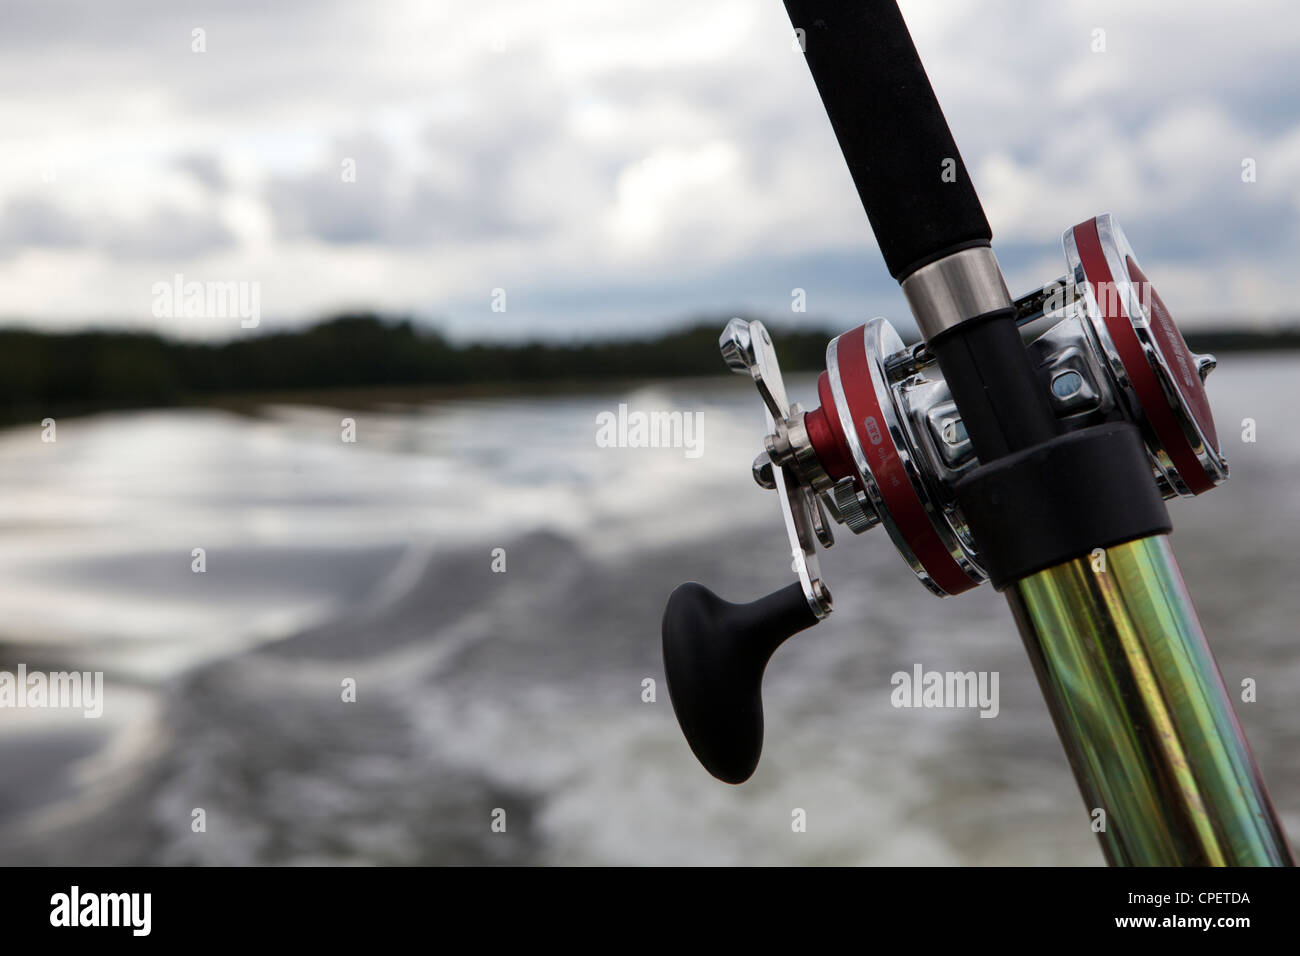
[1008,535,1293,866]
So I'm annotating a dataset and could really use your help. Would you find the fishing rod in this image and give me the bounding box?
[661,1,1294,866]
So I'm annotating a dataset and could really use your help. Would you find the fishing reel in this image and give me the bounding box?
[663,214,1228,783]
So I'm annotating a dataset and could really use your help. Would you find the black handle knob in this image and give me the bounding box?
[661,582,820,784]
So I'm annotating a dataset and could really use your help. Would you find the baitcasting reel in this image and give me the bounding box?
[663,214,1228,783]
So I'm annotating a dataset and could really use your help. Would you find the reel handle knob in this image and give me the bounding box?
[662,581,819,784]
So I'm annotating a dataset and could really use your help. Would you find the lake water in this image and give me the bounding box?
[0,355,1296,865]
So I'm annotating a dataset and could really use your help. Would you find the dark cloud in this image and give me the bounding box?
[265,48,571,247]
[264,131,556,247]
[174,153,227,191]
[435,242,906,342]
[0,196,236,260]
[0,198,82,249]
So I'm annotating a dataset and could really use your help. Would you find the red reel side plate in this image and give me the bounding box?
[1068,214,1227,496]
[826,320,981,596]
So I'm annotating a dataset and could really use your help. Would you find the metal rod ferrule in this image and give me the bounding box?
[900,246,1013,342]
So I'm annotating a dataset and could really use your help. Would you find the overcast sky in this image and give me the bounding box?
[0,0,1297,341]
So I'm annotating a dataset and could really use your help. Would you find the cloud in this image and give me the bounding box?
[0,0,1295,337]
[0,196,236,260]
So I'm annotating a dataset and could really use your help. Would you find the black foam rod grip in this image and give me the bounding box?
[783,1,992,280]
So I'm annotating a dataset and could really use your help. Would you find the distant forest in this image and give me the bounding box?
[0,314,1295,424]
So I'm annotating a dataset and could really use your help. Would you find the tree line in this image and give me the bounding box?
[0,313,1292,424]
